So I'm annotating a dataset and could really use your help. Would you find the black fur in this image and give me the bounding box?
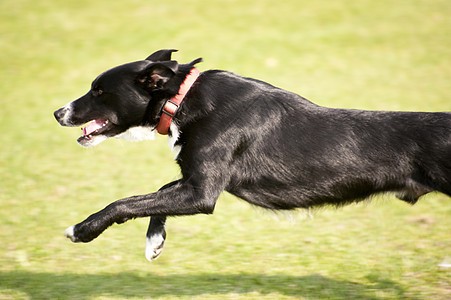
[54,50,451,253]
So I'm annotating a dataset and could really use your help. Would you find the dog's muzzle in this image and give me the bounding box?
[54,105,72,126]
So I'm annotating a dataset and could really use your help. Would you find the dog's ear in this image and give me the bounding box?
[188,57,203,67]
[145,49,178,62]
[137,61,179,89]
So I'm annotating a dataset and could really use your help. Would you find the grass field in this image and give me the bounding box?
[1,0,450,299]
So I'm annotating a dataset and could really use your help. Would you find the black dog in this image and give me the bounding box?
[54,49,451,261]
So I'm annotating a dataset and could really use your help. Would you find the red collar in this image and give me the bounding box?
[156,68,200,135]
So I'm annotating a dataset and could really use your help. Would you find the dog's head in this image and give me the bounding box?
[54,49,200,147]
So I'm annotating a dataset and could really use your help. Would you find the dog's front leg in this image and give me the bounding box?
[145,216,166,261]
[144,181,179,261]
[65,179,219,243]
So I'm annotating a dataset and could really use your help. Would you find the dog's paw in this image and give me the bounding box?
[145,233,165,262]
[64,224,95,243]
[64,225,80,243]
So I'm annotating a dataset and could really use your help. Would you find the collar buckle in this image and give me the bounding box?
[156,68,200,135]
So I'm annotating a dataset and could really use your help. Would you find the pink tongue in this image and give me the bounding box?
[82,119,107,136]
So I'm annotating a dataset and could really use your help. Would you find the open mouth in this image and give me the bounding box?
[77,119,114,143]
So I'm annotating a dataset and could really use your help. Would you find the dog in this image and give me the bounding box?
[54,49,451,261]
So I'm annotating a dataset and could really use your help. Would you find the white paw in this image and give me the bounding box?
[145,233,165,262]
[64,225,77,242]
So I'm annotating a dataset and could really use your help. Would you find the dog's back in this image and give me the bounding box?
[185,71,451,208]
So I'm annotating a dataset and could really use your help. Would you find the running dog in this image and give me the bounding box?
[54,49,451,261]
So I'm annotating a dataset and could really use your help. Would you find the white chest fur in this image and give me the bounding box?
[115,126,156,142]
[115,124,181,159]
[168,123,182,159]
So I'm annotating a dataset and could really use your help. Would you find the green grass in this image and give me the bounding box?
[1,0,450,299]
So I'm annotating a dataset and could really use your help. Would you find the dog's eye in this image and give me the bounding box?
[92,89,103,97]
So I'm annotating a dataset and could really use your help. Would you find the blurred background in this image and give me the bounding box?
[1,0,450,299]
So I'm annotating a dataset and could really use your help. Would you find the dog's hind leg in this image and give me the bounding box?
[395,164,451,204]
[145,216,166,261]
[396,190,429,204]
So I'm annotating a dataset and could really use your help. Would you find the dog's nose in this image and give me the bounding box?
[54,107,67,123]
